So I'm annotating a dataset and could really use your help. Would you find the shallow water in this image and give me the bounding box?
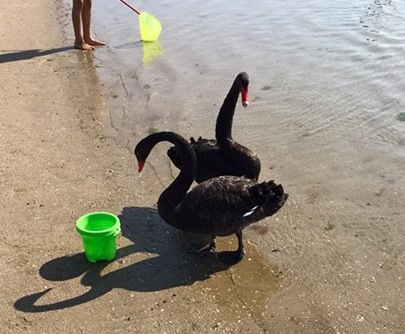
[92,0,404,160]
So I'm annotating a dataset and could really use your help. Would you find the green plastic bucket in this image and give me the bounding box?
[76,212,121,263]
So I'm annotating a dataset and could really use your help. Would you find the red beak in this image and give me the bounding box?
[241,88,249,107]
[137,160,145,173]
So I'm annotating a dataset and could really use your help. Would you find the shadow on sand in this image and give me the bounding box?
[14,206,231,312]
[0,46,74,64]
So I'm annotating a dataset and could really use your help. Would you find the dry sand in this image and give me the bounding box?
[1,0,404,333]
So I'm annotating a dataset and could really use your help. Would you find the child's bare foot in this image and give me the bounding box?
[74,41,95,51]
[85,38,107,47]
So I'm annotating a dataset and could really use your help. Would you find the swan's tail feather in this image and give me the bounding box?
[269,182,285,199]
[247,180,288,222]
[263,180,288,215]
[190,136,204,144]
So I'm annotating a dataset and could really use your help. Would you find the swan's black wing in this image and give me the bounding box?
[176,176,287,236]
[168,137,260,183]
[168,137,236,183]
[167,136,214,171]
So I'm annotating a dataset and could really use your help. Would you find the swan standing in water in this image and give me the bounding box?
[167,72,261,183]
[135,131,288,264]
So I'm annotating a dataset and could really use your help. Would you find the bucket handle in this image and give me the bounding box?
[114,227,122,238]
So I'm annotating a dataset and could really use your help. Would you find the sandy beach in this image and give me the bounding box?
[1,0,143,331]
[1,0,404,333]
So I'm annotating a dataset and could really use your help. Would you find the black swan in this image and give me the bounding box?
[135,131,288,264]
[167,72,261,183]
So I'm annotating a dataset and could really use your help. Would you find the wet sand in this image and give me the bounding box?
[1,0,404,333]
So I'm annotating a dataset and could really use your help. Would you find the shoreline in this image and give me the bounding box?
[1,0,143,330]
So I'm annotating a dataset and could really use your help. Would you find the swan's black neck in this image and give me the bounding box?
[147,132,196,229]
[215,78,241,146]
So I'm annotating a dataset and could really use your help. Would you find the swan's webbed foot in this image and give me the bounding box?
[187,238,216,254]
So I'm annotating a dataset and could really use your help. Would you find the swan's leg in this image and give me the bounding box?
[218,230,245,264]
[236,230,245,258]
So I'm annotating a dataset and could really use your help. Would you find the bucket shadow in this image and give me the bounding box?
[14,206,231,312]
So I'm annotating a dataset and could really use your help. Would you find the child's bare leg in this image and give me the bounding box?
[72,0,94,50]
[82,0,106,47]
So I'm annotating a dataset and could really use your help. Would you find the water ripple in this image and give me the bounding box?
[92,0,405,157]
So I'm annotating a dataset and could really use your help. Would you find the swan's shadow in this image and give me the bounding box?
[14,206,230,312]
